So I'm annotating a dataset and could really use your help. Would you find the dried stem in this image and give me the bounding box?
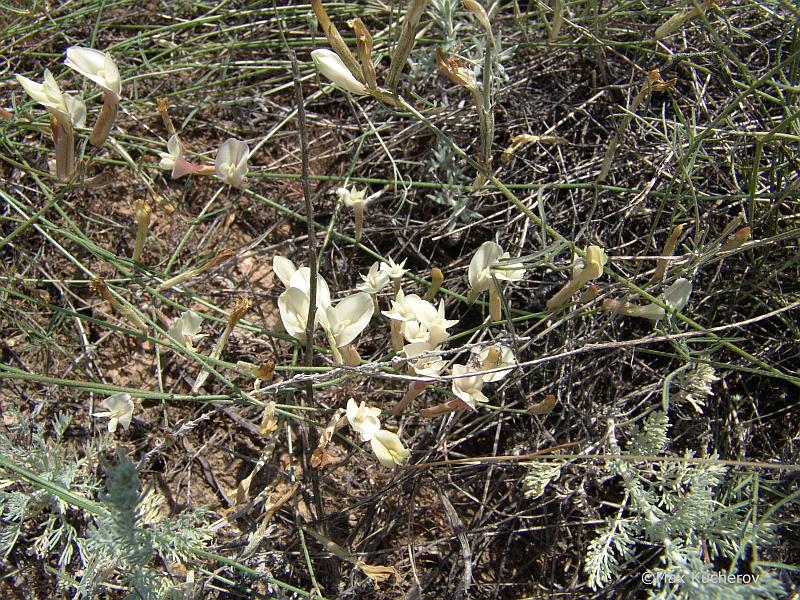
[291,47,328,535]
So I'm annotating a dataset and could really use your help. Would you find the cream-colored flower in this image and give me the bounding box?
[311,48,368,96]
[64,94,87,128]
[167,310,206,351]
[346,398,381,442]
[381,289,417,322]
[401,320,431,344]
[278,286,315,341]
[93,392,134,433]
[357,262,390,294]
[380,257,408,280]
[468,241,527,300]
[370,429,410,468]
[16,69,71,124]
[336,186,368,208]
[215,138,249,188]
[451,364,488,409]
[320,292,374,348]
[573,245,608,286]
[493,255,527,282]
[272,256,331,309]
[272,255,298,288]
[403,342,447,377]
[468,241,504,295]
[640,278,693,321]
[159,134,199,179]
[64,46,122,102]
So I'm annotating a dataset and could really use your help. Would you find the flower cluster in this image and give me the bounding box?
[159,134,250,188]
[275,256,373,365]
[16,46,121,180]
[345,399,410,468]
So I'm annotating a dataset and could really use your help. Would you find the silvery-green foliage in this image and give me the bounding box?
[583,410,784,598]
[650,540,786,600]
[0,410,103,567]
[85,451,213,599]
[425,137,478,231]
[522,460,564,500]
[429,0,462,46]
[0,407,212,598]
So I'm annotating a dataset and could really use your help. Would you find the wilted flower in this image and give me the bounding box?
[93,392,134,433]
[602,278,693,322]
[159,134,208,179]
[346,398,381,442]
[370,429,410,468]
[572,245,608,287]
[476,345,516,382]
[311,48,368,96]
[451,364,488,410]
[215,138,249,188]
[167,310,206,351]
[547,244,608,311]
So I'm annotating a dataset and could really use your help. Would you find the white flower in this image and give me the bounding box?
[278,286,314,341]
[159,134,197,179]
[370,429,410,468]
[336,186,368,208]
[382,288,424,322]
[93,392,134,432]
[468,241,504,295]
[16,69,70,124]
[272,255,298,288]
[380,257,407,280]
[572,245,608,286]
[641,278,693,321]
[475,345,516,382]
[493,255,527,282]
[418,299,459,344]
[64,46,121,102]
[311,48,368,96]
[320,292,374,348]
[468,242,527,296]
[404,342,447,377]
[402,320,431,344]
[451,364,488,409]
[357,262,390,294]
[64,94,86,128]
[346,398,381,442]
[215,138,249,188]
[167,310,206,351]
[272,257,331,309]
